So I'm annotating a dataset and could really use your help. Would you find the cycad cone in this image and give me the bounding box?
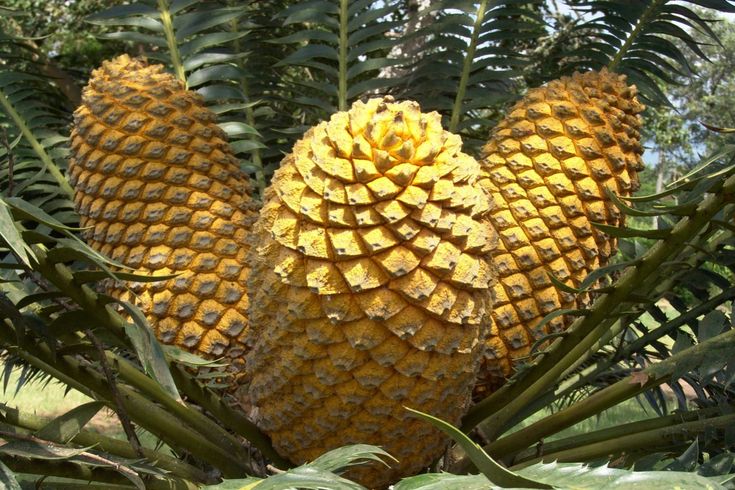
[476,69,644,393]
[245,98,497,487]
[68,55,257,378]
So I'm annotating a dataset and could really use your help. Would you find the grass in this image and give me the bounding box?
[2,370,90,410]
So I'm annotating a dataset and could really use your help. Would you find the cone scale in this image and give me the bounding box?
[245,98,497,487]
[68,55,257,378]
[476,69,644,394]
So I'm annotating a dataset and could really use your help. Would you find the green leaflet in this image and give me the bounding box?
[396,461,727,489]
[205,444,392,490]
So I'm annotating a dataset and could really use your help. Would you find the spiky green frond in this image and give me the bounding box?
[0,17,75,224]
[0,195,285,480]
[272,0,404,116]
[555,0,735,104]
[458,147,735,471]
[87,0,267,190]
[398,0,546,144]
[1,1,735,487]
[396,460,729,489]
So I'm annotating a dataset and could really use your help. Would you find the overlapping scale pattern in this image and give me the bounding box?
[68,55,257,376]
[245,98,497,488]
[476,69,644,394]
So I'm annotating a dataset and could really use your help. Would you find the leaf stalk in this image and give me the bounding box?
[0,89,74,199]
[0,406,210,483]
[449,0,490,132]
[157,0,186,85]
[338,0,349,111]
[484,328,735,458]
[607,0,665,72]
[464,171,735,432]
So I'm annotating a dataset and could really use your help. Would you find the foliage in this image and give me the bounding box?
[394,460,730,490]
[205,429,732,489]
[0,0,734,488]
[205,445,393,490]
[649,9,735,169]
[0,10,76,227]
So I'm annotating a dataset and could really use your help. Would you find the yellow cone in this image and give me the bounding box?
[68,55,257,378]
[245,97,497,487]
[476,69,644,394]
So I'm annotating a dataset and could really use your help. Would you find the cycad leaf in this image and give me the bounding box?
[274,0,403,114]
[396,462,728,489]
[519,461,727,489]
[559,0,735,104]
[34,401,105,444]
[119,301,181,403]
[307,444,394,473]
[401,0,544,139]
[0,200,34,268]
[0,460,20,490]
[405,408,551,489]
[89,0,269,190]
[203,445,391,489]
[0,440,92,460]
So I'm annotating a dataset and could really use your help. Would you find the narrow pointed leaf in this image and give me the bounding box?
[35,401,105,444]
[405,408,551,489]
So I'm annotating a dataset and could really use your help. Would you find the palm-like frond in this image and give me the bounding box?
[87,0,267,190]
[0,194,286,479]
[224,0,306,191]
[1,1,735,486]
[553,0,735,104]
[398,0,546,146]
[272,0,404,117]
[0,12,75,225]
[459,147,735,470]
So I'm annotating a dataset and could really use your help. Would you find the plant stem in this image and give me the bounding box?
[170,364,290,468]
[510,405,730,466]
[0,127,15,197]
[107,350,255,468]
[3,457,199,490]
[157,0,186,85]
[556,228,732,384]
[607,0,665,72]
[553,285,735,404]
[483,328,735,458]
[32,247,127,340]
[0,406,210,483]
[449,0,489,133]
[0,428,145,483]
[463,172,735,432]
[242,81,266,197]
[338,0,349,111]
[0,326,248,477]
[617,287,735,362]
[230,14,266,197]
[513,413,735,469]
[31,245,269,473]
[0,89,74,199]
[87,329,144,458]
[22,485,134,490]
